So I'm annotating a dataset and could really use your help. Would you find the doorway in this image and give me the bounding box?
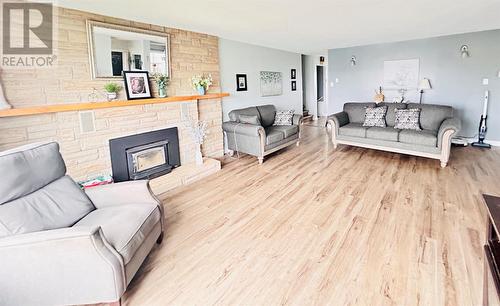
[316,65,327,119]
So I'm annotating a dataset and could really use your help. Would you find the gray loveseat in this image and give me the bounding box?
[0,142,164,306]
[223,105,303,164]
[326,102,461,167]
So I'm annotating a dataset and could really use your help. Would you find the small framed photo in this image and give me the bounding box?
[291,69,296,80]
[123,71,152,100]
[291,81,297,91]
[236,74,247,91]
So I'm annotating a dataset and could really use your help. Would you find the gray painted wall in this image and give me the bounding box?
[219,39,303,122]
[328,29,500,141]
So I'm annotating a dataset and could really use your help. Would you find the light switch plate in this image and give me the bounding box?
[483,78,489,85]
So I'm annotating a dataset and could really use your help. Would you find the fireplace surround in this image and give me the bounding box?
[110,127,181,182]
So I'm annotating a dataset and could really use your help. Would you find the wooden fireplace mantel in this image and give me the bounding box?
[0,92,229,118]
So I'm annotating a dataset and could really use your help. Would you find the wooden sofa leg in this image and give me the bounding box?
[440,160,448,168]
[156,232,164,244]
[228,150,234,157]
[296,140,300,146]
[258,157,264,164]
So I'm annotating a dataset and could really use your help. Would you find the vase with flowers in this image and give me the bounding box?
[186,118,208,165]
[151,73,169,98]
[191,74,213,95]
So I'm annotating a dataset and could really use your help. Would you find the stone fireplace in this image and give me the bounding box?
[109,127,180,182]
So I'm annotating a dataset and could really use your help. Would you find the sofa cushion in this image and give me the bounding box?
[407,103,453,131]
[399,129,437,147]
[75,203,161,264]
[366,127,400,142]
[339,123,368,138]
[379,103,407,127]
[363,106,387,127]
[0,142,66,205]
[257,105,277,127]
[271,125,298,138]
[0,175,95,237]
[228,106,261,123]
[239,114,261,125]
[265,127,285,145]
[343,102,376,123]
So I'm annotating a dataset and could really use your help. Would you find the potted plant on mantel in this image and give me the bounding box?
[191,74,213,95]
[151,73,169,98]
[103,82,122,101]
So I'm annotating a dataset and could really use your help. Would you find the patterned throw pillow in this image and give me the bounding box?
[362,106,388,127]
[394,108,422,130]
[273,110,294,126]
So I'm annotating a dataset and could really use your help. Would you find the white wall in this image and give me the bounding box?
[219,39,303,122]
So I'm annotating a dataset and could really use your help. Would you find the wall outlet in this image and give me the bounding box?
[483,78,489,85]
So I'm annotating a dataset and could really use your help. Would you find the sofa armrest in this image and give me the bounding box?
[0,226,125,305]
[438,117,461,148]
[85,180,160,209]
[292,114,303,126]
[222,121,265,137]
[327,111,349,133]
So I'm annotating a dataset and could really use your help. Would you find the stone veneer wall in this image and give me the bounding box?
[0,7,224,180]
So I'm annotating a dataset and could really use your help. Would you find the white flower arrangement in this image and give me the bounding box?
[191,74,213,90]
[187,119,209,145]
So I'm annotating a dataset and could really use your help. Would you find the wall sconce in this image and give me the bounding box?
[350,56,356,66]
[460,45,470,58]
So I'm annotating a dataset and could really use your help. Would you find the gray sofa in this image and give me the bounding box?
[326,102,461,167]
[0,142,164,306]
[223,105,303,164]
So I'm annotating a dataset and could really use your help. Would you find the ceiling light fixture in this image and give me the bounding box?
[460,45,470,58]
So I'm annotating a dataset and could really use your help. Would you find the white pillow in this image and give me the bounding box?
[273,110,294,126]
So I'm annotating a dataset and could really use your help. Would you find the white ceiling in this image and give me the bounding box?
[59,0,500,54]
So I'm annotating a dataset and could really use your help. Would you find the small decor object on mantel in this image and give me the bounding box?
[151,73,169,98]
[191,74,213,95]
[236,74,247,91]
[187,118,209,165]
[123,71,152,100]
[103,82,122,101]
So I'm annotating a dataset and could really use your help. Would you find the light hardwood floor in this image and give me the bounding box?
[123,124,500,306]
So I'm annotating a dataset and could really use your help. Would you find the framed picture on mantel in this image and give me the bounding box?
[123,71,152,100]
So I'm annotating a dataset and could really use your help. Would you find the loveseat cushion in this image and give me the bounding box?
[0,142,66,205]
[265,127,285,145]
[399,129,437,147]
[257,105,277,127]
[407,103,453,131]
[343,102,376,123]
[339,123,368,138]
[0,175,95,237]
[366,127,400,142]
[271,125,298,138]
[228,106,260,123]
[75,203,161,264]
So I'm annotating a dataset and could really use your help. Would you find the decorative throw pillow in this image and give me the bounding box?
[394,108,422,130]
[238,114,261,125]
[362,106,388,127]
[273,110,294,126]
